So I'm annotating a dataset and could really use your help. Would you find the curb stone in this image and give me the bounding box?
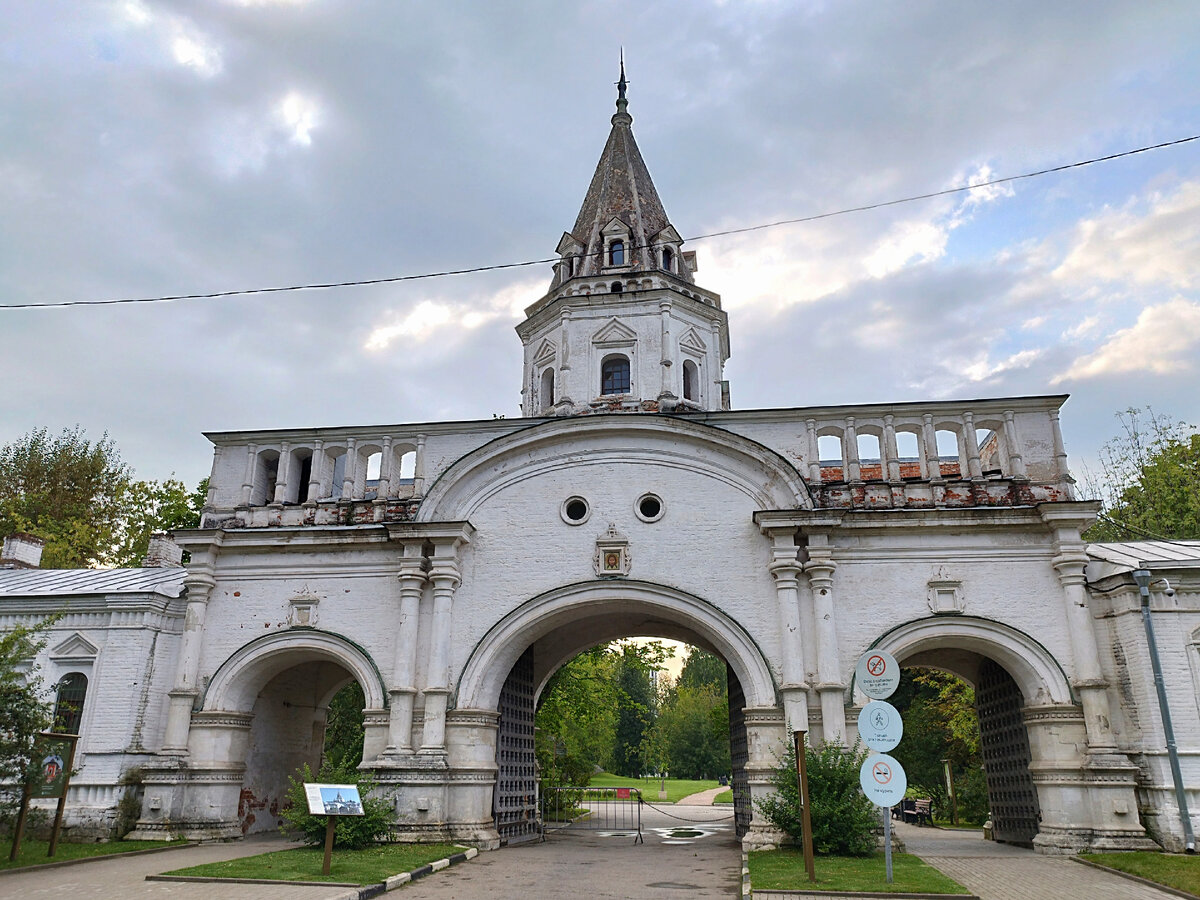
[145,846,479,896]
[1072,855,1200,900]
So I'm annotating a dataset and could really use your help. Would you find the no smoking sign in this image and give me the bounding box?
[859,752,907,807]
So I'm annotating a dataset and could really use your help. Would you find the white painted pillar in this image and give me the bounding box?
[307,439,324,502]
[341,437,357,500]
[843,417,861,482]
[763,525,810,731]
[163,556,219,752]
[418,528,473,751]
[962,412,983,479]
[1049,409,1074,497]
[882,415,899,481]
[386,543,426,754]
[659,300,675,400]
[272,442,290,504]
[805,533,845,744]
[921,414,940,481]
[805,418,821,483]
[240,444,257,506]
[559,309,572,373]
[413,435,427,497]
[378,436,393,499]
[1003,410,1027,478]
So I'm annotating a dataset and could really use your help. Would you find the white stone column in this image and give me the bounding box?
[386,543,426,755]
[240,444,257,506]
[559,309,572,373]
[272,442,290,504]
[307,439,324,502]
[341,437,357,500]
[378,436,393,499]
[417,527,473,752]
[1003,410,1027,478]
[921,414,940,481]
[658,300,675,401]
[805,419,821,483]
[762,525,810,731]
[1049,409,1074,497]
[962,412,983,479]
[883,415,900,482]
[843,417,861,482]
[163,547,220,752]
[413,435,427,497]
[804,532,845,744]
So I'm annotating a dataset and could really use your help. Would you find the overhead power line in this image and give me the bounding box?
[4,132,1197,311]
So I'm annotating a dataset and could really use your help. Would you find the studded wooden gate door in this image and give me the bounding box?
[494,647,539,844]
[975,658,1040,846]
[727,665,750,838]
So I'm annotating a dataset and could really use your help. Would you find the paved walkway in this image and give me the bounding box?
[897,821,1181,900]
[0,834,349,900]
[398,804,741,899]
[675,785,732,806]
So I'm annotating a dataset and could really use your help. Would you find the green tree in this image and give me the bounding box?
[0,426,205,568]
[657,683,731,779]
[1083,408,1200,542]
[612,645,657,776]
[322,680,366,771]
[678,647,727,693]
[0,619,55,823]
[890,668,988,825]
[756,739,879,856]
[536,646,620,785]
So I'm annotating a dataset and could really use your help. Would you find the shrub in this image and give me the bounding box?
[279,761,394,850]
[755,739,880,856]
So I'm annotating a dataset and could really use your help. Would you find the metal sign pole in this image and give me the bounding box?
[793,730,816,883]
[884,806,893,883]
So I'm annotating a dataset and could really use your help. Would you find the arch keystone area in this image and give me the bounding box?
[202,629,388,713]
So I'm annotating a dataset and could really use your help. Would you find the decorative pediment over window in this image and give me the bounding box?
[49,633,99,663]
[927,566,965,615]
[532,338,557,367]
[650,224,682,245]
[592,317,637,345]
[679,327,707,353]
[601,217,630,239]
[556,232,584,256]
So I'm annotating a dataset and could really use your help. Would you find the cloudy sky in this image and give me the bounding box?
[2,1,1199,490]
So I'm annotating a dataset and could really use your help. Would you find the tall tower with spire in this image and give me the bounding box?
[517,62,731,417]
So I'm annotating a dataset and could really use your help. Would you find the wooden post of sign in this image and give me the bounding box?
[47,735,78,857]
[8,784,31,862]
[944,759,958,825]
[322,817,335,875]
[793,731,816,883]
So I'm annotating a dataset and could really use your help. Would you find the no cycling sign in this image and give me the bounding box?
[855,649,900,700]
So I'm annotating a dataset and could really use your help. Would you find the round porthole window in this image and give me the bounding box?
[636,492,664,523]
[561,496,591,525]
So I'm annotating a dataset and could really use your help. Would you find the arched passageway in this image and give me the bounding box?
[461,581,779,846]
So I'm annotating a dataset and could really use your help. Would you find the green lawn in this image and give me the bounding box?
[587,772,728,804]
[1081,851,1200,895]
[163,842,467,885]
[0,839,179,871]
[749,848,968,894]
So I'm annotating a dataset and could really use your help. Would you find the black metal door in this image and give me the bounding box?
[727,665,750,839]
[976,658,1040,846]
[494,647,539,844]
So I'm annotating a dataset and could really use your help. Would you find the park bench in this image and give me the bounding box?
[893,798,934,825]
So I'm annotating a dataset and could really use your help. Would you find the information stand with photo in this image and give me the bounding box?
[8,732,79,862]
[303,782,365,875]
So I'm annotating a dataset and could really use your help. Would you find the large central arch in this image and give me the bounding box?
[455,578,778,714]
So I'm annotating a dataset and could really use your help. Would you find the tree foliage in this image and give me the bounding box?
[0,619,55,823]
[651,648,730,779]
[322,680,366,771]
[756,739,879,856]
[611,644,659,777]
[1082,408,1200,542]
[0,426,205,567]
[890,668,989,825]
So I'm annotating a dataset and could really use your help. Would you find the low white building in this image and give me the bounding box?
[3,74,1198,853]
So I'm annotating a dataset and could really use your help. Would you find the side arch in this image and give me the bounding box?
[456,579,779,712]
[863,615,1075,706]
[202,629,388,713]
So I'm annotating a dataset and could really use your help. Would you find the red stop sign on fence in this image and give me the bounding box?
[616,788,631,799]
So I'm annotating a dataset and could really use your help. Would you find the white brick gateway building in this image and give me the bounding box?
[4,75,1199,854]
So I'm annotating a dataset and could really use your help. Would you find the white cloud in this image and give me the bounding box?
[115,1,223,77]
[957,164,1015,211]
[172,35,221,77]
[277,92,319,146]
[865,219,949,278]
[1053,297,1200,383]
[1054,180,1200,291]
[1062,314,1102,340]
[961,348,1043,383]
[363,278,536,352]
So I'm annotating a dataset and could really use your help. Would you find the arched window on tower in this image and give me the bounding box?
[540,368,555,414]
[609,240,625,266]
[682,359,699,402]
[53,672,88,735]
[601,354,631,395]
[662,247,673,272]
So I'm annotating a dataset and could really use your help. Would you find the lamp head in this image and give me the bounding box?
[1132,568,1152,590]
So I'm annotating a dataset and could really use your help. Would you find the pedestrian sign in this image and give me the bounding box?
[857,700,903,752]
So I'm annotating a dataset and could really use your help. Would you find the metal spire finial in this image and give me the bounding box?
[615,49,629,115]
